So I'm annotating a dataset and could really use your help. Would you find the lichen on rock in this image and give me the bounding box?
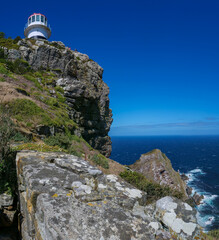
[16,151,203,240]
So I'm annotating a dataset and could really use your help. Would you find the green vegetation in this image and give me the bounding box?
[120,169,184,203]
[207,229,219,240]
[47,41,65,50]
[0,63,9,74]
[44,133,88,157]
[13,142,64,152]
[0,32,20,50]
[90,154,109,169]
[0,106,17,195]
[16,87,30,96]
[45,133,72,149]
[0,77,5,82]
[24,73,43,91]
[11,132,30,143]
[55,85,64,94]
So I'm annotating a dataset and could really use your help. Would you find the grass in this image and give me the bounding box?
[0,77,5,82]
[120,169,184,203]
[24,73,43,91]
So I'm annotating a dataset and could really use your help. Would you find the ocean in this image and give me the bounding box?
[110,136,219,231]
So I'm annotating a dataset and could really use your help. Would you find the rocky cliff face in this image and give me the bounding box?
[16,151,204,240]
[3,39,113,156]
[130,149,187,196]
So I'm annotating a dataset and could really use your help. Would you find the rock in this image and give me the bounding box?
[0,193,13,208]
[16,151,203,240]
[4,39,113,157]
[155,196,203,240]
[130,149,187,195]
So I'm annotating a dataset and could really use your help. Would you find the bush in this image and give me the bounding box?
[120,170,183,203]
[91,154,109,169]
[0,106,17,195]
[0,63,9,74]
[13,36,22,44]
[0,32,5,39]
[0,48,5,59]
[207,229,219,239]
[7,59,31,74]
[44,133,72,150]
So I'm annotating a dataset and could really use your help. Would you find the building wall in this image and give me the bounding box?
[27,27,49,39]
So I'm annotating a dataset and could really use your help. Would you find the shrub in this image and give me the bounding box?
[120,170,183,203]
[0,63,8,74]
[7,59,31,74]
[13,36,22,44]
[0,106,17,195]
[10,132,30,143]
[207,229,219,239]
[91,154,109,169]
[44,133,72,149]
[0,32,5,39]
[0,48,5,59]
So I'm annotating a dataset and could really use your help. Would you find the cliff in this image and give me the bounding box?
[130,149,188,197]
[0,38,113,157]
[15,151,204,240]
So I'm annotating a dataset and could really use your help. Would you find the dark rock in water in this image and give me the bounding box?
[192,192,204,205]
[3,39,113,157]
[181,173,189,181]
[130,149,187,196]
[16,151,203,240]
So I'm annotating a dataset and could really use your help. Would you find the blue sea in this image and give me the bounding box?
[110,136,219,231]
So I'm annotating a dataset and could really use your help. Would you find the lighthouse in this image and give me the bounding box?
[24,13,51,40]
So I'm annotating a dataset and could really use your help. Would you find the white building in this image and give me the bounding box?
[24,13,51,40]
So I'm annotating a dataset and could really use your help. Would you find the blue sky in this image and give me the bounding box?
[1,0,219,135]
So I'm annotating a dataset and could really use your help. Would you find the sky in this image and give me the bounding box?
[1,0,219,135]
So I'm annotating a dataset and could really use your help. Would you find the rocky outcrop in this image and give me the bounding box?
[3,39,113,157]
[16,151,204,240]
[130,149,187,196]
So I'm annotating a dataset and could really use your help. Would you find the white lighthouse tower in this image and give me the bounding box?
[24,13,51,40]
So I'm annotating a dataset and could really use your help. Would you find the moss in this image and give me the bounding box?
[120,169,184,203]
[13,142,64,152]
[91,154,109,169]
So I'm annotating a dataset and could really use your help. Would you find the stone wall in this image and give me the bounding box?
[16,151,204,240]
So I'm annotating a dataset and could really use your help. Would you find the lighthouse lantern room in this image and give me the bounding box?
[24,13,51,40]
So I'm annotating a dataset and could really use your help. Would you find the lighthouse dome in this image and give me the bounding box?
[24,13,51,40]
